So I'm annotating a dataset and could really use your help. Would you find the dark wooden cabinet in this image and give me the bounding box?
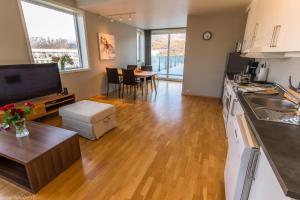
[0,122,81,193]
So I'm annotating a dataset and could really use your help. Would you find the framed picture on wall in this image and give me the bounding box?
[98,33,116,60]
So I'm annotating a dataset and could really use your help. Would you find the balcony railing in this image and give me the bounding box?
[31,49,81,69]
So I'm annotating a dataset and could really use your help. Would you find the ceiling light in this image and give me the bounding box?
[119,16,123,21]
[128,15,132,21]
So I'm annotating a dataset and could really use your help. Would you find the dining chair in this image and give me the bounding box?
[127,64,142,89]
[106,68,122,98]
[127,65,137,70]
[141,65,153,90]
[122,69,142,99]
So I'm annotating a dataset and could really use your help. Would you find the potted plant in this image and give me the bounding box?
[0,102,35,137]
[52,54,74,71]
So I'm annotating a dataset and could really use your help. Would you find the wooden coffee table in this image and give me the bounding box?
[0,121,81,193]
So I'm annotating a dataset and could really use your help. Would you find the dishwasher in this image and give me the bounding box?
[224,113,260,200]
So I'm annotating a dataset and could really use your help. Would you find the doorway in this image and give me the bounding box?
[151,29,186,81]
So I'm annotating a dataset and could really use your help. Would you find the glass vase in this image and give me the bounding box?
[13,118,30,138]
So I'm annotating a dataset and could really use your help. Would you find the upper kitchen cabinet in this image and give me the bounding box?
[242,0,258,52]
[242,0,300,56]
[278,0,300,52]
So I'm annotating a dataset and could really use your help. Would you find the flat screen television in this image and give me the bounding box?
[0,63,62,106]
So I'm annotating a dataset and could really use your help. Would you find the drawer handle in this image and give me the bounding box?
[231,99,238,116]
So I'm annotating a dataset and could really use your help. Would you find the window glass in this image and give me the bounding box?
[21,1,82,70]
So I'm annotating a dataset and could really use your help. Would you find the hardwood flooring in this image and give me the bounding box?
[0,81,227,200]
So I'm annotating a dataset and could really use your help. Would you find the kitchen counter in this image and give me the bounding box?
[238,92,300,199]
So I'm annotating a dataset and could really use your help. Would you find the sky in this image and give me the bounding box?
[21,1,77,40]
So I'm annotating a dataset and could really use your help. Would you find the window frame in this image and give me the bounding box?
[18,0,90,73]
[136,29,145,65]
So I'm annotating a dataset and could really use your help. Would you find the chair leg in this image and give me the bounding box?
[134,85,137,100]
[122,84,124,98]
[151,80,153,90]
[107,83,109,96]
[118,84,121,98]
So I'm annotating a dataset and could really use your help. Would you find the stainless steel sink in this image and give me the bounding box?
[246,96,297,111]
[244,93,300,125]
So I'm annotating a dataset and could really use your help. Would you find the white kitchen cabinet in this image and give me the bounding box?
[242,0,259,52]
[276,0,300,52]
[251,0,282,51]
[248,149,294,200]
[243,0,300,55]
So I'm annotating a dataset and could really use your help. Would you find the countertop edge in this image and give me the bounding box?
[237,92,300,200]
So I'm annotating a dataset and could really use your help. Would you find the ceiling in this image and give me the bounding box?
[76,0,251,29]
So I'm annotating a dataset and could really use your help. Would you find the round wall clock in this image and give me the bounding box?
[203,31,213,40]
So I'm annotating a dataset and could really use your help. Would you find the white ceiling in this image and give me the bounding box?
[76,0,251,29]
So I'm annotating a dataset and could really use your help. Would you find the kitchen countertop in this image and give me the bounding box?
[238,92,300,199]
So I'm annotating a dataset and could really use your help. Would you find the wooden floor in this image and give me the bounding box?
[0,81,227,200]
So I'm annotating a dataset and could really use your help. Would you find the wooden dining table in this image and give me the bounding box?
[117,69,157,95]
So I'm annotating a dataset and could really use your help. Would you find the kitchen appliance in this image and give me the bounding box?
[221,53,254,100]
[233,73,251,85]
[224,113,260,200]
[225,52,254,76]
[256,63,269,82]
[245,61,259,82]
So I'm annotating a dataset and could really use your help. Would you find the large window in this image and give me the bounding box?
[151,30,186,81]
[20,0,89,72]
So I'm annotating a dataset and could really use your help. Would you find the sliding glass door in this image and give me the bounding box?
[151,30,186,81]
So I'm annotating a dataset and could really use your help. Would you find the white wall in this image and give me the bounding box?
[0,0,137,100]
[258,58,300,88]
[183,12,246,97]
[0,0,31,64]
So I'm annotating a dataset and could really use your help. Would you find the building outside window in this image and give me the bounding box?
[20,0,89,71]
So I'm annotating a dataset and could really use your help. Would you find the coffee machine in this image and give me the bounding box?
[245,61,259,82]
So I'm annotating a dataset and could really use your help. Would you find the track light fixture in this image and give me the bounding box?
[106,12,136,23]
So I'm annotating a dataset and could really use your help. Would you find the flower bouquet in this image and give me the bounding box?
[0,102,35,137]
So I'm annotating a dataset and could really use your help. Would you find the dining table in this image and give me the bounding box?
[117,69,157,95]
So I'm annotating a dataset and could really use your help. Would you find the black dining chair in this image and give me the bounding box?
[122,69,142,99]
[106,68,122,98]
[127,64,142,89]
[127,65,137,70]
[141,65,153,90]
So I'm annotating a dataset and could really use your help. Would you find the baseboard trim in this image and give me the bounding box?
[182,92,221,100]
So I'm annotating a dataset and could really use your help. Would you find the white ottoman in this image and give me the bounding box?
[59,100,117,140]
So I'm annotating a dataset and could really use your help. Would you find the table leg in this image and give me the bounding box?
[153,75,157,93]
[144,77,148,95]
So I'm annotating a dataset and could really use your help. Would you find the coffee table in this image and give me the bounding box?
[0,121,81,193]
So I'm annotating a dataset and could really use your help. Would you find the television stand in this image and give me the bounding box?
[0,94,75,121]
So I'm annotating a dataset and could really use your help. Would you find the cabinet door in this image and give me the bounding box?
[247,0,300,52]
[248,149,292,200]
[252,0,284,51]
[276,0,300,52]
[242,0,259,52]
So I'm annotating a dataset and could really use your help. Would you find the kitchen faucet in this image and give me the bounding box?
[274,82,300,122]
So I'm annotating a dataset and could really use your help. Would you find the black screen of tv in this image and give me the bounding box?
[0,63,62,106]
